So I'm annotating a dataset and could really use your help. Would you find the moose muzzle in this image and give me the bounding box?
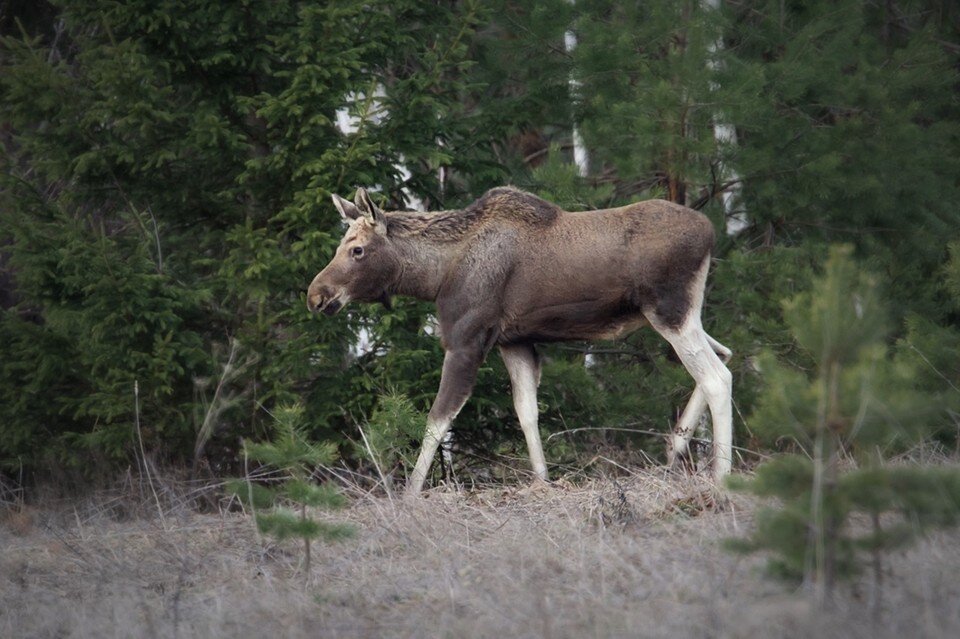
[306,281,345,315]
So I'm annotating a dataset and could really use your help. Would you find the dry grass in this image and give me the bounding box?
[2,467,960,639]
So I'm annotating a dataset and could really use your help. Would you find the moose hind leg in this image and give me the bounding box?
[650,316,733,481]
[500,343,548,481]
[667,332,733,467]
[668,387,707,467]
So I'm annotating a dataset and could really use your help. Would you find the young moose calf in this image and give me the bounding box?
[307,187,733,496]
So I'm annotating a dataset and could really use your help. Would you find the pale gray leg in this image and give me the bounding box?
[650,316,734,481]
[666,332,733,466]
[500,344,548,481]
[407,348,482,497]
[409,415,456,496]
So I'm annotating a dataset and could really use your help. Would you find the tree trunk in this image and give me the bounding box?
[702,0,747,234]
[564,23,589,178]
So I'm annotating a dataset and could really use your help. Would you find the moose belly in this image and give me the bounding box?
[500,299,648,343]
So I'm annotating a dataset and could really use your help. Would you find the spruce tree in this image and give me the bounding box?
[0,0,511,474]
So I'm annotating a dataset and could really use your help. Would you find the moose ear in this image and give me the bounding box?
[331,193,361,221]
[354,187,388,231]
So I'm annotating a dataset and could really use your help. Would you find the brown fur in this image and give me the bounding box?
[363,187,714,334]
[308,187,726,494]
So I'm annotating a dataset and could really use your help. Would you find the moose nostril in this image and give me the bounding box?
[307,293,323,313]
[321,298,342,316]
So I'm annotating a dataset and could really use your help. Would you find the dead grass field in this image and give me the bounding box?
[3,468,960,639]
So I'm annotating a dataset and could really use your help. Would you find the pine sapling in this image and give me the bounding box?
[228,405,354,578]
[728,245,960,609]
[358,392,426,491]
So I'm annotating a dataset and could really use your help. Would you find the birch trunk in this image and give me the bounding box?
[701,0,747,235]
[563,15,589,178]
[565,3,595,367]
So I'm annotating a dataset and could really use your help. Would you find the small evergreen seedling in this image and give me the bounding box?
[729,246,960,608]
[359,392,426,491]
[229,405,354,577]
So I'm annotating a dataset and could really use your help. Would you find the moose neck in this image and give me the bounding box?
[389,235,459,302]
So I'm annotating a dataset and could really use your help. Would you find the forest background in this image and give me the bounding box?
[2,0,960,488]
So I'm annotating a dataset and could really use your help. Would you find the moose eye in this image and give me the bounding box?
[351,246,364,258]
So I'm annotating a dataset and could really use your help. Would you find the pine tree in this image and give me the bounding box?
[574,0,729,208]
[723,0,960,318]
[228,405,353,578]
[355,392,425,491]
[729,246,960,608]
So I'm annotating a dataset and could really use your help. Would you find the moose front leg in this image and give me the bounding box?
[407,348,484,497]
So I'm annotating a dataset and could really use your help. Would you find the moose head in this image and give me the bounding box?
[307,188,399,315]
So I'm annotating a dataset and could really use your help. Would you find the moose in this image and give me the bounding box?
[307,187,733,496]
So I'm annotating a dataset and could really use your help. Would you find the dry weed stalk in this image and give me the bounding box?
[134,380,167,529]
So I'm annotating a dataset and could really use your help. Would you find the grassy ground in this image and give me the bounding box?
[2,468,960,639]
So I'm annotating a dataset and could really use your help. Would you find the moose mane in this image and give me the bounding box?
[385,187,560,241]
